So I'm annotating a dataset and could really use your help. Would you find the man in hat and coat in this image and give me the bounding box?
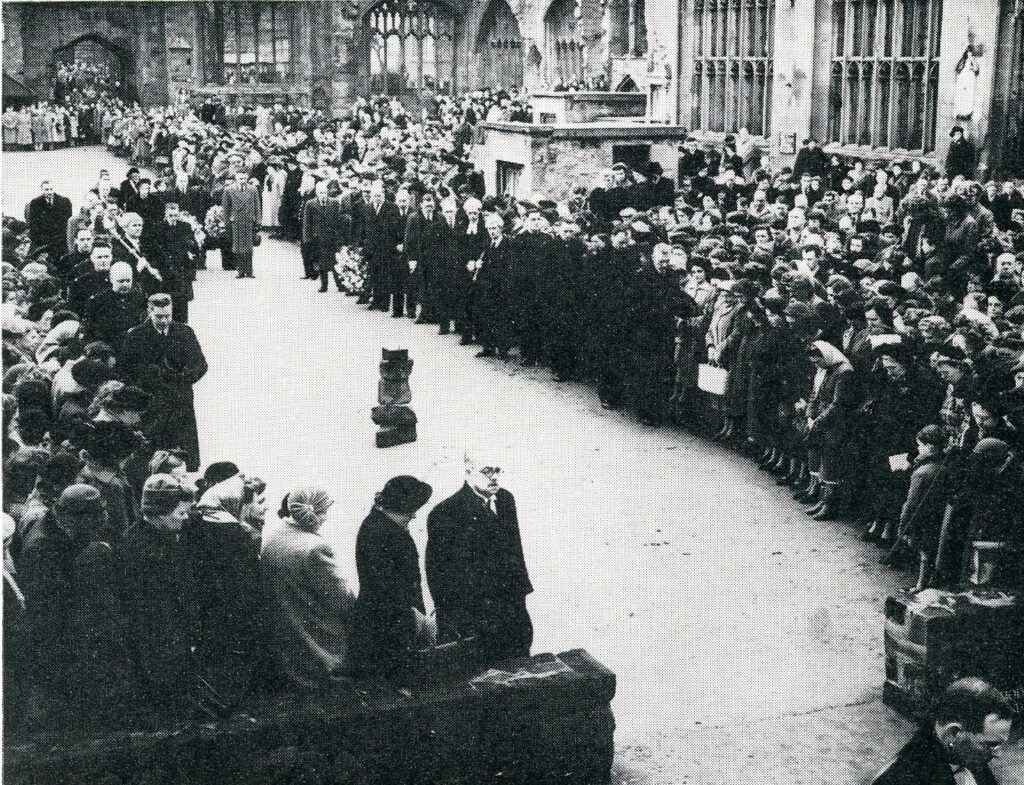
[426,454,533,663]
[117,294,208,471]
[349,476,434,676]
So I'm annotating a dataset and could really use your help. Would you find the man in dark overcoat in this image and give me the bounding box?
[389,188,416,317]
[349,476,434,677]
[511,211,556,365]
[147,201,199,323]
[221,170,260,278]
[358,181,404,312]
[425,455,533,664]
[25,179,73,262]
[117,294,208,471]
[455,197,488,343]
[472,213,516,359]
[82,262,148,351]
[403,191,449,323]
[302,180,346,292]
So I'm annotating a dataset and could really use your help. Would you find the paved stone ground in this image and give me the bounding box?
[4,147,1021,785]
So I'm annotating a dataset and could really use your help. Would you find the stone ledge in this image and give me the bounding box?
[4,649,616,785]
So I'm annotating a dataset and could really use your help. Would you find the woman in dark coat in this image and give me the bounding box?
[349,476,433,677]
[745,298,792,458]
[802,341,860,520]
[861,343,946,546]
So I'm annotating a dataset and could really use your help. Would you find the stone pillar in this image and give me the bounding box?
[769,0,827,164]
[933,0,1001,171]
[330,0,361,113]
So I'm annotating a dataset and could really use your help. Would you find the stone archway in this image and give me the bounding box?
[52,33,134,102]
[475,0,524,89]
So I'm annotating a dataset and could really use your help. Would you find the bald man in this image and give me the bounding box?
[83,261,148,351]
[425,454,533,663]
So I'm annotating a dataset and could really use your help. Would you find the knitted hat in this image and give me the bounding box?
[56,484,104,518]
[376,475,433,514]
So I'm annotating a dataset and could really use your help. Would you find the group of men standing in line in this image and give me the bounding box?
[300,178,580,369]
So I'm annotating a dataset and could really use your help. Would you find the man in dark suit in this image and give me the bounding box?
[117,294,208,471]
[349,476,434,677]
[56,224,95,293]
[634,161,675,210]
[511,210,556,365]
[389,188,416,317]
[404,191,449,323]
[358,180,403,312]
[146,202,199,323]
[872,678,1012,785]
[302,181,346,293]
[435,197,465,335]
[25,180,73,262]
[472,212,516,359]
[425,454,533,664]
[793,137,828,180]
[82,261,147,351]
[455,197,488,344]
[69,241,115,317]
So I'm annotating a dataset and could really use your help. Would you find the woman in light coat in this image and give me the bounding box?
[261,161,286,231]
[260,486,356,690]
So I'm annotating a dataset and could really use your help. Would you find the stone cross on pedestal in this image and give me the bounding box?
[372,348,417,447]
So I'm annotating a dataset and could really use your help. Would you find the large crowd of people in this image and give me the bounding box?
[3,82,1024,747]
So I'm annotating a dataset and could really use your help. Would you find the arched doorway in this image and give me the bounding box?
[367,0,458,99]
[476,0,524,89]
[52,34,133,103]
[544,0,584,87]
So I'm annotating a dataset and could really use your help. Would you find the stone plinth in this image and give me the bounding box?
[474,121,690,202]
[4,649,616,785]
[531,91,647,124]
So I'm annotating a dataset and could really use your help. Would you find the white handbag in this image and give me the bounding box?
[697,363,729,395]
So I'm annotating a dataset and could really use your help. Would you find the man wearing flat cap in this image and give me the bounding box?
[426,454,533,663]
[349,475,435,676]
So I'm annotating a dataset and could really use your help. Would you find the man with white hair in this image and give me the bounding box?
[425,451,533,663]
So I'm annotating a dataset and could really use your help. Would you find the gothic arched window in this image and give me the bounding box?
[214,2,294,85]
[368,0,457,96]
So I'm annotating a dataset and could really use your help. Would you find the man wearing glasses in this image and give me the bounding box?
[425,453,534,663]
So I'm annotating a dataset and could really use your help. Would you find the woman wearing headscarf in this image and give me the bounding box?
[260,486,356,690]
[801,340,859,520]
